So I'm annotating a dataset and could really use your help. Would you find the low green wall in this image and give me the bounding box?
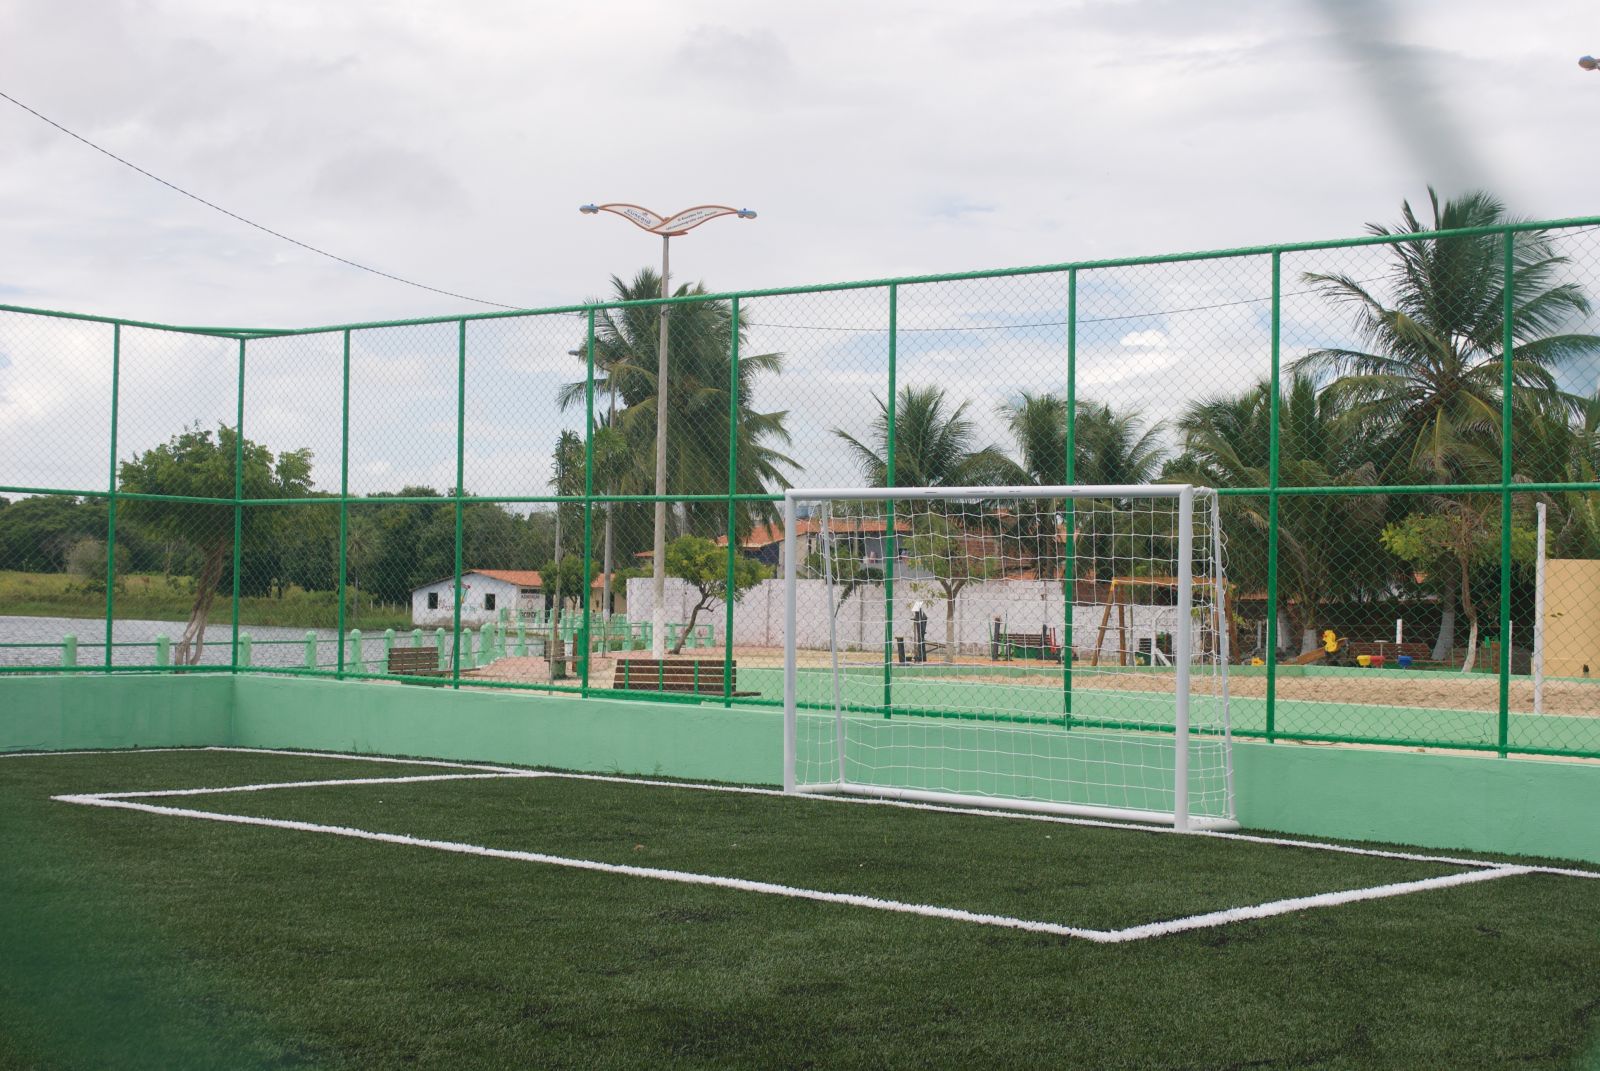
[0,673,233,753]
[4,673,1598,865]
[1233,743,1600,863]
[229,676,779,785]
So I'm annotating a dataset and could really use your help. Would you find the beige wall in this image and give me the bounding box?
[1544,559,1600,678]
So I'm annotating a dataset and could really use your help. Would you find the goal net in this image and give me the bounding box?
[781,485,1234,830]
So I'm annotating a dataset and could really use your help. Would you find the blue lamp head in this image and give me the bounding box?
[579,204,600,214]
[736,208,758,219]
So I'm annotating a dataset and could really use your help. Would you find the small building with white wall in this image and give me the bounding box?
[411,568,618,628]
[411,570,541,628]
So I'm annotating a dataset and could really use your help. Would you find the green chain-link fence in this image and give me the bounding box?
[4,212,1599,759]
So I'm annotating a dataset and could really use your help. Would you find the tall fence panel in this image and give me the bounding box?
[2,217,1598,761]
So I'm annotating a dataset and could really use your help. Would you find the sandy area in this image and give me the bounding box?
[462,646,1600,718]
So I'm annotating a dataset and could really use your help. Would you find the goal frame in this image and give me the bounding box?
[781,483,1235,832]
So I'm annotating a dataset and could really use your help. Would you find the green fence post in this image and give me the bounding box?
[350,629,364,674]
[412,627,422,648]
[435,628,446,671]
[155,634,170,669]
[105,323,120,672]
[724,296,739,707]
[581,307,596,695]
[62,634,77,669]
[452,319,466,689]
[337,329,351,680]
[1498,229,1515,757]
[883,283,898,718]
[231,337,245,673]
[516,622,527,657]
[1264,250,1282,743]
[305,631,317,670]
[384,629,396,670]
[1062,269,1076,726]
[239,634,252,668]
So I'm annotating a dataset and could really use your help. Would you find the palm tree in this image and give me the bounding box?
[559,269,796,542]
[1171,375,1387,654]
[994,393,1167,579]
[1296,188,1599,482]
[1297,189,1600,657]
[834,384,1012,488]
[547,430,583,677]
[1071,401,1168,487]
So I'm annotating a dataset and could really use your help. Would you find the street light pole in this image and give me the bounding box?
[579,203,757,658]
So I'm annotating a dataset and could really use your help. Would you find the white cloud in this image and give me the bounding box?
[1119,330,1169,350]
[2,0,1598,496]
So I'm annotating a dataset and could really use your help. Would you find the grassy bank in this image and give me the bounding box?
[0,572,410,631]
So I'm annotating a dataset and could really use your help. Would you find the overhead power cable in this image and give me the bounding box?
[0,89,520,309]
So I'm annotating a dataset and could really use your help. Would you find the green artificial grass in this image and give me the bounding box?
[2,749,1598,1070]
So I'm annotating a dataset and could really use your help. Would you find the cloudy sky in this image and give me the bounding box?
[3,0,1599,496]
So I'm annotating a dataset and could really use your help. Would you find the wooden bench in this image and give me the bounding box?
[611,657,758,697]
[387,647,446,677]
[999,631,1061,661]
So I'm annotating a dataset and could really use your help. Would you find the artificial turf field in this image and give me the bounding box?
[2,748,1598,1070]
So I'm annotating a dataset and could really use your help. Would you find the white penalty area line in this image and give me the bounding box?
[48,769,1548,945]
[18,743,1600,881]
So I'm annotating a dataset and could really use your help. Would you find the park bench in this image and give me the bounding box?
[997,630,1061,661]
[387,646,446,678]
[611,657,758,697]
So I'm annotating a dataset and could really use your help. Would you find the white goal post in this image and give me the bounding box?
[782,484,1236,831]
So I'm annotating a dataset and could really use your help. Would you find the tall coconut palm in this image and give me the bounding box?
[1171,375,1387,654]
[545,430,584,677]
[995,392,1167,579]
[1296,188,1599,482]
[559,269,796,543]
[1298,189,1600,657]
[834,384,1012,488]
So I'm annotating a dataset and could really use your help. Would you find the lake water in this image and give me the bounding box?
[0,615,357,670]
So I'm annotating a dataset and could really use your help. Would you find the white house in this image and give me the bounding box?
[410,568,618,628]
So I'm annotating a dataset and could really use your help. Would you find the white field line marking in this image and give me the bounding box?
[1106,867,1536,943]
[83,772,535,800]
[23,744,1600,881]
[1,747,199,759]
[54,793,1107,941]
[50,790,1537,944]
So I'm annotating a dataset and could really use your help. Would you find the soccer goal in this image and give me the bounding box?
[782,484,1235,831]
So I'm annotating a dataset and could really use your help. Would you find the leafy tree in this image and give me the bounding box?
[117,426,313,663]
[835,384,1011,489]
[902,512,1002,663]
[64,537,128,591]
[1380,500,1537,671]
[0,495,107,572]
[538,556,594,613]
[663,534,769,655]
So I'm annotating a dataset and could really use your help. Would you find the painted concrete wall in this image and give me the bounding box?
[1545,558,1600,678]
[227,676,1600,864]
[4,673,1598,865]
[0,674,232,753]
[410,573,528,629]
[628,575,1189,659]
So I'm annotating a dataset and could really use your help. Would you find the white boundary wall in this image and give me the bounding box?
[627,575,1185,658]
